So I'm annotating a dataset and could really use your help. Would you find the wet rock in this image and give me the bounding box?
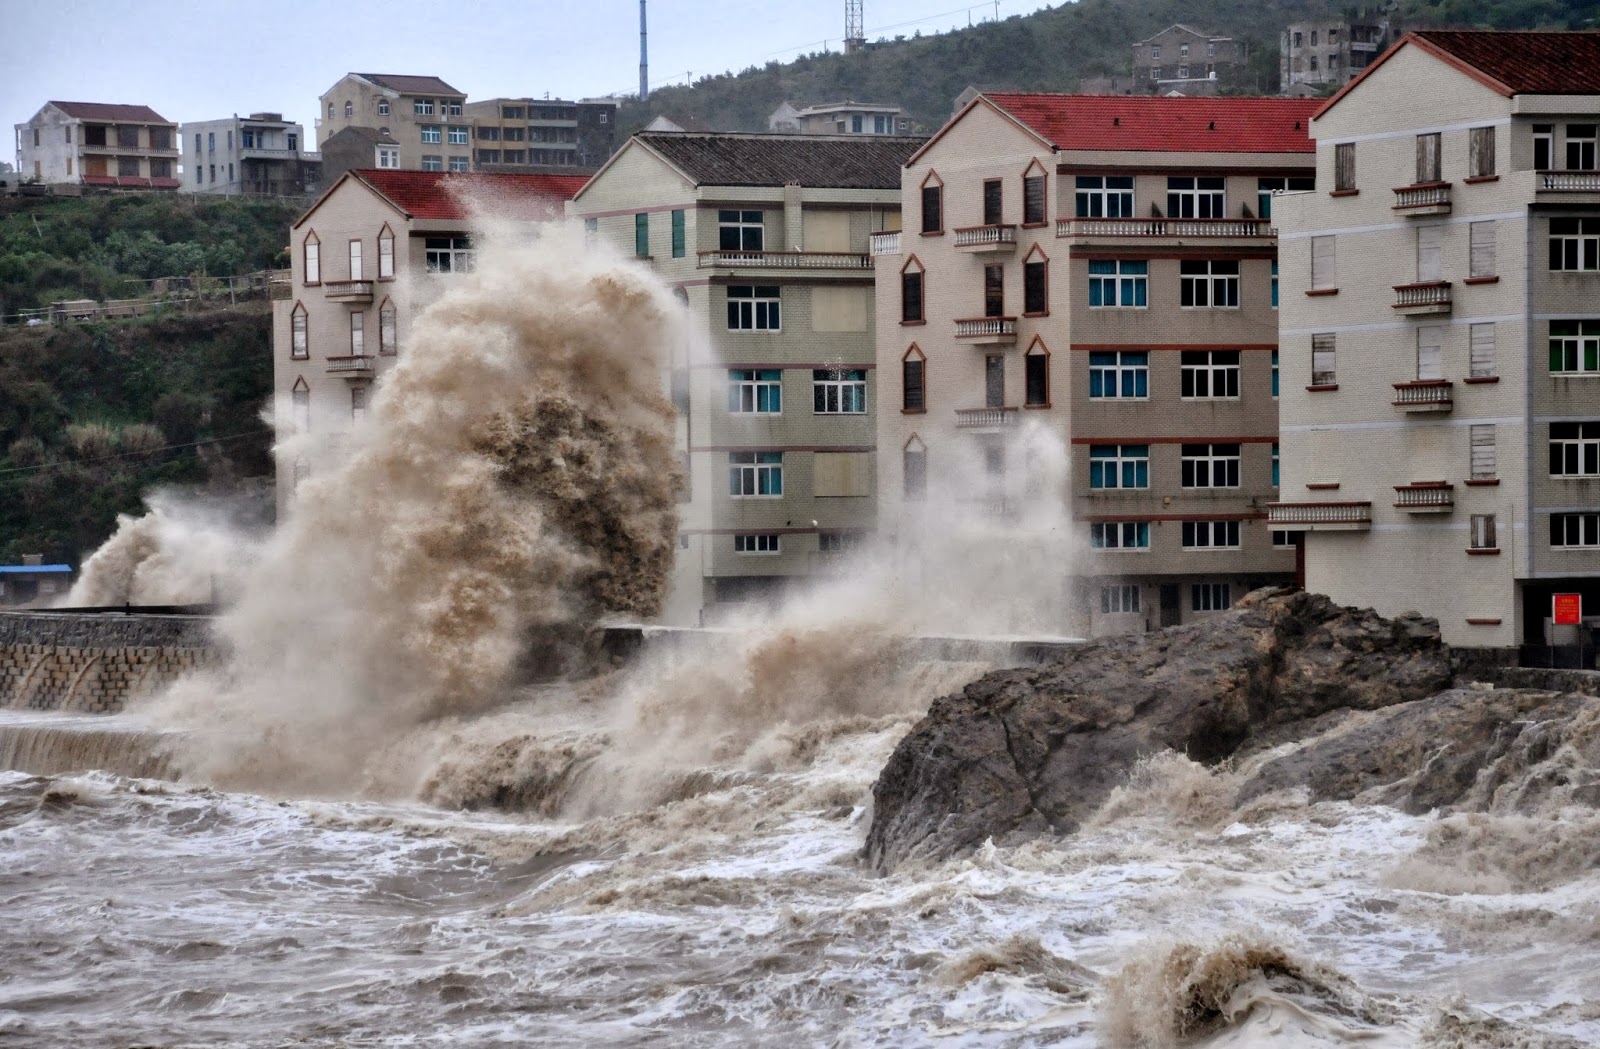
[864,589,1455,871]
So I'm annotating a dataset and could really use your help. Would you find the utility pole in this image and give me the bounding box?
[639,0,649,101]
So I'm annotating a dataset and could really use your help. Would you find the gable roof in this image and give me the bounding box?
[294,169,589,228]
[46,101,171,124]
[1135,24,1228,45]
[1316,31,1600,121]
[352,73,464,97]
[628,131,923,189]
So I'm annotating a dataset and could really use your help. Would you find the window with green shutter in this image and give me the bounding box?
[634,213,649,257]
[671,209,685,258]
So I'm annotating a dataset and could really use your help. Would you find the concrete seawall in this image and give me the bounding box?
[0,612,222,714]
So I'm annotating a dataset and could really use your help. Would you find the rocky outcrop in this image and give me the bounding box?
[864,589,1456,870]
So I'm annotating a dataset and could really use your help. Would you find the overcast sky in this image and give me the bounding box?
[3,0,1057,152]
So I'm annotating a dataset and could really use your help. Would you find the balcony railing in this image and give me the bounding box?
[324,279,374,303]
[1266,502,1372,530]
[1393,482,1454,512]
[1056,217,1275,238]
[326,355,375,376]
[1393,281,1451,314]
[1539,171,1600,192]
[1392,379,1454,412]
[1350,40,1379,52]
[696,250,869,270]
[869,230,902,256]
[953,224,1018,250]
[1392,182,1452,213]
[954,316,1018,342]
[954,407,1019,428]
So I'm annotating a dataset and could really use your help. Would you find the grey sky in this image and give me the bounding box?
[3,0,1056,154]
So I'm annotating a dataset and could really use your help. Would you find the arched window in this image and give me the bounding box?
[901,344,926,412]
[379,299,397,355]
[1023,243,1049,316]
[1022,159,1048,226]
[903,435,927,501]
[919,171,944,234]
[303,230,320,284]
[291,377,310,432]
[327,102,334,119]
[900,255,925,324]
[344,100,353,118]
[1024,336,1050,407]
[290,302,308,359]
[377,224,395,279]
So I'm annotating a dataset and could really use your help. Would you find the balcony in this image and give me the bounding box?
[1538,171,1600,193]
[953,407,1019,429]
[869,231,902,256]
[1266,502,1372,531]
[953,224,1018,253]
[696,250,870,271]
[239,146,308,160]
[1350,40,1380,52]
[1392,379,1454,412]
[1392,281,1451,315]
[80,142,178,158]
[954,317,1017,345]
[1393,482,1454,513]
[1056,217,1275,239]
[326,355,375,378]
[1392,182,1452,215]
[324,280,374,303]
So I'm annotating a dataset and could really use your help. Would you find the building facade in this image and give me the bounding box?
[180,113,320,196]
[1131,25,1249,95]
[572,131,918,625]
[1273,30,1600,657]
[316,74,469,172]
[1281,20,1389,92]
[874,93,1319,637]
[464,98,619,171]
[272,168,586,515]
[13,102,180,189]
[768,102,912,136]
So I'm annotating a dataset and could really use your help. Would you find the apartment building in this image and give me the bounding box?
[13,102,179,188]
[1131,25,1249,95]
[465,98,619,171]
[874,93,1319,637]
[1282,20,1389,91]
[316,73,469,170]
[1273,30,1600,658]
[768,101,912,136]
[272,168,587,515]
[180,113,320,196]
[571,131,918,624]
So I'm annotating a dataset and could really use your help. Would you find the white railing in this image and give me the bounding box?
[324,280,374,299]
[1393,281,1451,310]
[1267,502,1372,526]
[696,250,869,269]
[869,231,901,256]
[954,317,1017,339]
[953,224,1018,248]
[326,355,375,375]
[1540,171,1600,191]
[1057,217,1275,238]
[1394,484,1454,510]
[1392,380,1454,408]
[953,407,1019,428]
[1393,183,1451,209]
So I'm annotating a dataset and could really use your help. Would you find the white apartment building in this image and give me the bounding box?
[1273,30,1600,659]
[180,113,319,195]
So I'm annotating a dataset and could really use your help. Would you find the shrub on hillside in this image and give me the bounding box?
[66,421,118,460]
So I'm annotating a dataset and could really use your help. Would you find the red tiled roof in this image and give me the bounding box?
[350,169,590,221]
[979,93,1319,154]
[353,73,465,97]
[48,101,172,124]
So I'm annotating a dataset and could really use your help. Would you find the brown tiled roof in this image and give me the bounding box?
[636,132,923,189]
[48,101,172,124]
[354,73,465,97]
[982,94,1317,155]
[350,169,588,221]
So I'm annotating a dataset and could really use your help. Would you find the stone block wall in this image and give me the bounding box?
[0,612,223,714]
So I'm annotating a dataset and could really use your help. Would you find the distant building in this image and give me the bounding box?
[1132,25,1249,95]
[1282,20,1390,91]
[643,114,715,133]
[0,556,72,606]
[319,127,403,185]
[770,101,911,136]
[1077,75,1142,96]
[316,73,469,172]
[13,101,180,189]
[180,113,320,196]
[464,97,619,171]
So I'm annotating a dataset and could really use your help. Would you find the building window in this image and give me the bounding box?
[290,303,308,359]
[1551,320,1600,374]
[984,264,1004,317]
[1272,442,1280,487]
[1151,45,1162,59]
[671,210,685,258]
[448,126,468,145]
[1101,585,1141,614]
[635,212,650,257]
[1151,66,1163,80]
[1415,132,1442,184]
[1469,127,1496,178]
[734,534,781,554]
[1551,513,1600,548]
[119,157,140,177]
[1534,124,1554,170]
[1178,64,1190,78]
[377,147,400,168]
[1088,351,1148,398]
[1089,445,1150,489]
[378,99,390,116]
[448,156,469,172]
[1192,583,1232,612]
[1568,124,1597,170]
[1075,175,1134,218]
[1182,520,1241,549]
[729,369,782,413]
[292,381,310,432]
[1470,322,1497,379]
[1271,349,1280,397]
[1271,261,1279,309]
[1088,260,1148,307]
[377,229,394,279]
[729,451,783,497]
[1417,325,1443,381]
[445,101,462,117]
[1025,344,1048,406]
[814,369,866,414]
[1167,176,1225,218]
[904,438,927,500]
[1551,218,1600,271]
[1469,424,1496,481]
[718,210,763,251]
[1469,221,1497,279]
[903,348,926,411]
[982,179,1003,225]
[348,239,363,281]
[1023,257,1047,314]
[1179,260,1239,308]
[414,98,435,115]
[349,312,365,355]
[921,180,943,233]
[1181,443,1241,488]
[1551,422,1600,476]
[303,233,320,284]
[1257,177,1314,219]
[425,237,474,273]
[1311,333,1336,385]
[1334,143,1356,191]
[421,155,443,171]
[421,125,441,144]
[1272,529,1296,549]
[351,385,368,422]
[1023,172,1046,224]
[1091,522,1150,550]
[727,286,781,330]
[901,263,924,323]
[1180,350,1241,399]
[377,299,398,356]
[1311,235,1336,290]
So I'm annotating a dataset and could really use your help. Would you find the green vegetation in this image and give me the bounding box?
[617,0,1600,134]
[0,193,301,317]
[0,304,274,565]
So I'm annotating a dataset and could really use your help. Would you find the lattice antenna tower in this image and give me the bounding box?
[845,0,865,54]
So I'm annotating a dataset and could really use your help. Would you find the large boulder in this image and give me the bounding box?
[864,589,1455,871]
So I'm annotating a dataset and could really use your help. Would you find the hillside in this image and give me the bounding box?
[617,0,1600,134]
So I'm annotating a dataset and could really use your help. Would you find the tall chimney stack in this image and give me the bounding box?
[639,0,649,101]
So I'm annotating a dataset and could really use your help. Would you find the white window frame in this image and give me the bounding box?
[734,534,781,554]
[1551,512,1600,548]
[1100,584,1141,614]
[1182,520,1241,549]
[448,126,469,145]
[1180,350,1241,399]
[1272,529,1297,549]
[1181,443,1242,488]
[425,236,474,273]
[1191,583,1232,612]
[729,451,783,497]
[376,147,400,169]
[448,156,469,172]
[1312,333,1337,386]
[1567,124,1597,170]
[717,210,764,252]
[420,125,442,144]
[727,286,781,331]
[1551,218,1600,271]
[378,230,394,279]
[290,303,308,359]
[377,99,390,116]
[1090,521,1150,550]
[304,235,320,284]
[1088,260,1148,308]
[1088,444,1150,490]
[813,369,866,414]
[1088,350,1149,399]
[729,369,782,413]
[1550,422,1600,477]
[414,98,435,116]
[347,238,362,281]
[1550,319,1600,375]
[1166,176,1225,219]
[1179,260,1240,308]
[421,155,443,171]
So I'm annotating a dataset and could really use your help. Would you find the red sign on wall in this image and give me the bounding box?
[1554,593,1583,626]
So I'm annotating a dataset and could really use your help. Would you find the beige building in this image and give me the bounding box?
[1273,30,1600,659]
[463,97,619,171]
[316,73,469,171]
[272,168,587,515]
[1131,25,1249,95]
[13,101,179,189]
[875,92,1320,637]
[572,131,919,624]
[1281,20,1390,92]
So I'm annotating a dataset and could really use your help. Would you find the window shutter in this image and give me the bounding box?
[901,270,923,322]
[1469,127,1496,178]
[1416,326,1443,381]
[1023,175,1045,225]
[1417,225,1443,283]
[1416,133,1440,183]
[1311,235,1336,289]
[1024,260,1047,314]
[1470,322,1496,378]
[903,358,925,410]
[1470,424,1496,480]
[1469,220,1496,278]
[1311,333,1336,385]
[1334,143,1355,190]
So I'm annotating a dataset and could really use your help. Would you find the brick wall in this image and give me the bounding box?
[0,612,222,714]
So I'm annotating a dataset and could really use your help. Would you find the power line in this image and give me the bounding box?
[0,428,274,478]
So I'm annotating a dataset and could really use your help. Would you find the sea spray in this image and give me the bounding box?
[64,490,261,607]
